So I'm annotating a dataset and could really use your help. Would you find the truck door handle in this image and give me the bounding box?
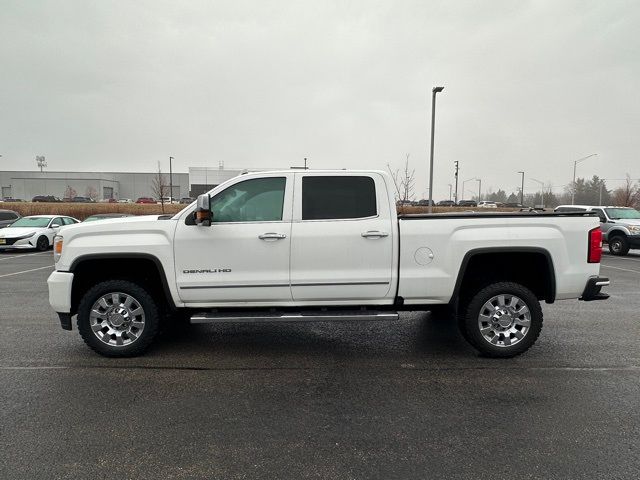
[258,232,287,240]
[361,231,389,238]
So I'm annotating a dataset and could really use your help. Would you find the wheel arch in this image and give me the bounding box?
[449,247,556,310]
[69,253,176,314]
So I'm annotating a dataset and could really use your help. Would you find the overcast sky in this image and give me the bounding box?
[1,0,638,199]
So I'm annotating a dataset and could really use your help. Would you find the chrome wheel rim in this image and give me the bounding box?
[610,240,621,253]
[89,292,145,347]
[478,294,531,347]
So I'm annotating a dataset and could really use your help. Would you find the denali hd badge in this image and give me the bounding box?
[183,269,232,274]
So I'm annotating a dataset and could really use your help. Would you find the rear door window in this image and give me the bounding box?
[302,176,377,220]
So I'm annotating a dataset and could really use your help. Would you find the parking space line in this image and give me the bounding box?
[0,252,51,262]
[0,265,54,278]
[602,255,640,264]
[601,264,640,274]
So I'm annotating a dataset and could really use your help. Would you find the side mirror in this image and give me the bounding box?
[50,223,61,229]
[194,194,212,227]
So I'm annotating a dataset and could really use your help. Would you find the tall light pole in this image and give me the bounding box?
[476,178,481,203]
[428,86,444,212]
[530,178,545,208]
[518,171,525,206]
[571,153,597,204]
[169,156,174,202]
[453,161,459,204]
[462,178,476,200]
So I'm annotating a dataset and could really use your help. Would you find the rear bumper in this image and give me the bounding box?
[580,276,610,301]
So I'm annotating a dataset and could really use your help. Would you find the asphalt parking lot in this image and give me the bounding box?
[0,250,639,479]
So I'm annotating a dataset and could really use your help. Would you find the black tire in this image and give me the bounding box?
[461,282,543,358]
[608,235,630,256]
[36,235,49,251]
[77,280,160,357]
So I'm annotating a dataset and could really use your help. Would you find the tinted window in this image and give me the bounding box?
[555,207,586,213]
[51,217,64,227]
[302,176,377,220]
[63,217,77,225]
[0,212,17,220]
[592,209,606,223]
[211,177,286,223]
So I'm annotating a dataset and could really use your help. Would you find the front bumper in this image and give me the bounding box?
[580,276,610,301]
[628,236,640,249]
[48,270,74,314]
[0,236,37,250]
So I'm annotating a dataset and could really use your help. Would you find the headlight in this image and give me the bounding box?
[13,232,36,240]
[53,235,63,263]
[628,225,640,234]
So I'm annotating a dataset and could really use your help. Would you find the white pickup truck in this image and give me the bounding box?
[48,170,609,358]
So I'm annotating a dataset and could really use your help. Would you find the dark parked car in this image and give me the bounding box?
[71,196,95,203]
[136,197,156,204]
[32,195,61,203]
[83,213,134,222]
[437,200,456,207]
[179,197,195,204]
[0,209,21,228]
[457,200,477,207]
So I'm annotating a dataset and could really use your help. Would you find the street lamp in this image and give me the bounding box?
[169,156,174,202]
[453,161,459,204]
[518,171,525,206]
[428,86,444,212]
[462,178,476,200]
[571,153,597,204]
[530,178,545,208]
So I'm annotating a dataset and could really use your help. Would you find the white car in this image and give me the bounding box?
[0,215,79,251]
[118,199,133,203]
[478,201,498,208]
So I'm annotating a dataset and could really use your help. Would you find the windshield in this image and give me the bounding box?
[9,217,51,228]
[605,208,640,220]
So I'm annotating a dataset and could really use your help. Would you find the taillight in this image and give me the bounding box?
[588,227,602,263]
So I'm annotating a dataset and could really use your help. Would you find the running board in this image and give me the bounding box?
[190,310,399,324]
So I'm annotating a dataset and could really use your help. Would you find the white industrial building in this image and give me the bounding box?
[0,166,281,201]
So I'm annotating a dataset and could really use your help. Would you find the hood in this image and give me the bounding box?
[62,214,174,234]
[612,219,640,227]
[0,227,42,238]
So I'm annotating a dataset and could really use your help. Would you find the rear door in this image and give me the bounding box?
[290,172,394,303]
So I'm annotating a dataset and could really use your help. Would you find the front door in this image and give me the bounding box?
[174,173,294,305]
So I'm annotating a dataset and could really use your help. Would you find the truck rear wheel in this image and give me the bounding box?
[77,280,160,357]
[460,282,543,358]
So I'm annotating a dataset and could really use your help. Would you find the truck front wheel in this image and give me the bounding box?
[77,280,160,357]
[608,235,630,256]
[460,282,543,358]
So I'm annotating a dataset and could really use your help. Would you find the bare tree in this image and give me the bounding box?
[387,154,416,208]
[63,185,77,201]
[611,174,640,207]
[36,155,47,172]
[152,162,169,212]
[85,186,98,201]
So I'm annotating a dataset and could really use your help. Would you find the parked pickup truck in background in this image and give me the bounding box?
[48,170,609,358]
[555,205,640,256]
